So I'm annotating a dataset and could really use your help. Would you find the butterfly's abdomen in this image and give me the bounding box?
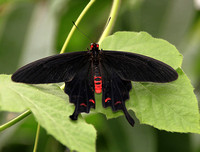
[94,76,102,93]
[93,64,102,94]
[91,48,102,94]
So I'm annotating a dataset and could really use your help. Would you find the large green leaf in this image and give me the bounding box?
[100,31,200,133]
[130,68,200,133]
[101,31,182,69]
[0,75,96,152]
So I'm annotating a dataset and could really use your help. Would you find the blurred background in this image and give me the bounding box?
[0,0,200,151]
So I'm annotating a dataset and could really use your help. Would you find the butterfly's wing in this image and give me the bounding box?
[64,61,95,120]
[101,51,178,82]
[99,50,178,126]
[12,51,90,84]
[100,62,134,126]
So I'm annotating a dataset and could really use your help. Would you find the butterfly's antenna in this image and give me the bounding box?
[104,17,111,31]
[72,21,93,42]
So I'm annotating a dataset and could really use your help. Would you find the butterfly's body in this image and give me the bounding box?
[12,43,178,126]
[89,44,103,94]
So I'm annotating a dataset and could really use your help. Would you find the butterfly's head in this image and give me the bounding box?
[90,43,99,51]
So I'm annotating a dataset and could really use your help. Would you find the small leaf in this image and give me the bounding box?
[0,75,96,152]
[100,31,200,133]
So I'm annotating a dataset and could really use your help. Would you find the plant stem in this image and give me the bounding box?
[60,0,96,89]
[0,110,31,132]
[60,0,96,54]
[98,0,121,45]
[33,123,41,152]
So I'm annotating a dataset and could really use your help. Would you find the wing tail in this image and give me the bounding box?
[121,103,135,126]
[101,63,134,126]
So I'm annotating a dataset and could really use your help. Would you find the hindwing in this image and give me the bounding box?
[64,61,95,120]
[100,62,135,126]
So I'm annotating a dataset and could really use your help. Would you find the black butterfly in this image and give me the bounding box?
[12,43,178,126]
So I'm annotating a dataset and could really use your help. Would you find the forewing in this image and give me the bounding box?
[64,61,95,120]
[101,51,178,82]
[12,51,89,84]
[100,62,135,126]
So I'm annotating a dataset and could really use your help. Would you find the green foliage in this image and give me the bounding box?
[0,75,96,152]
[100,32,200,133]
[101,32,182,69]
[0,0,31,5]
[1,0,200,151]
[0,31,199,151]
[0,3,34,74]
[131,68,199,132]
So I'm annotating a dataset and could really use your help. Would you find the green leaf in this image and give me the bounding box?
[100,31,200,133]
[0,75,96,152]
[101,31,183,69]
[130,68,200,133]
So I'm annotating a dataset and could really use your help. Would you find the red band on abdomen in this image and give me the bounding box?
[94,76,102,94]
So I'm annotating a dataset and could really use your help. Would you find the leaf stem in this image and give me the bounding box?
[60,0,96,54]
[98,0,121,45]
[33,123,41,152]
[0,110,31,132]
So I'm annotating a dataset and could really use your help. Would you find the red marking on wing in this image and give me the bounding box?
[89,99,95,104]
[105,97,111,103]
[94,76,102,94]
[80,103,87,107]
[114,101,122,105]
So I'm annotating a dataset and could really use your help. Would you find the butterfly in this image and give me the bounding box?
[12,43,178,126]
